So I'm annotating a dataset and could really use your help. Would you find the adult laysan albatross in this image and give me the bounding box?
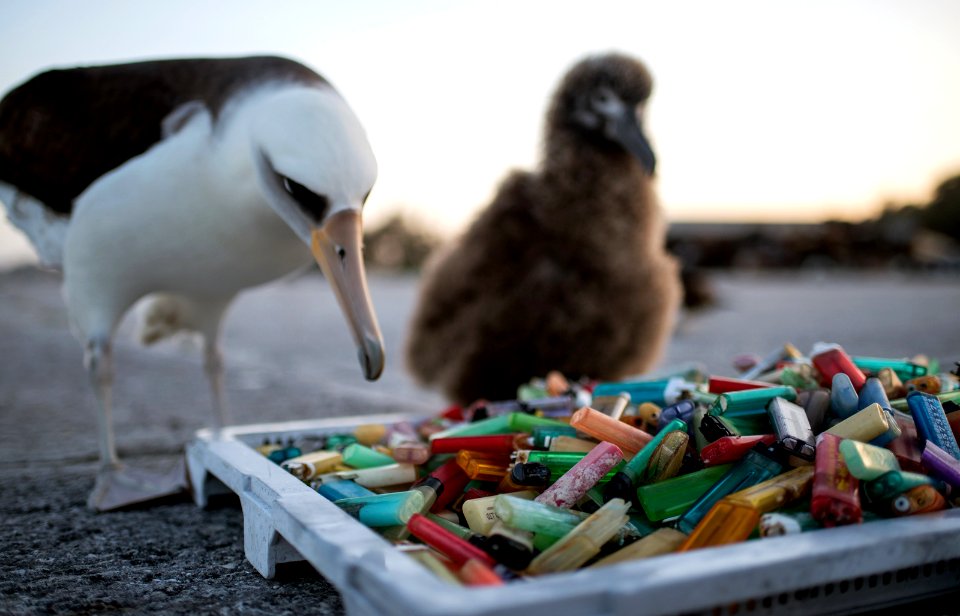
[0,56,384,510]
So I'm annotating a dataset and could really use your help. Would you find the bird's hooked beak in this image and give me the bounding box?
[584,87,657,175]
[310,210,385,380]
[608,106,657,175]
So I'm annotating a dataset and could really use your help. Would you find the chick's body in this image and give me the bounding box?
[407,54,682,404]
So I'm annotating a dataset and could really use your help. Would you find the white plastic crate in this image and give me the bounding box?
[186,416,960,616]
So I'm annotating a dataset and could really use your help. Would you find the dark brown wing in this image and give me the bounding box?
[0,56,325,214]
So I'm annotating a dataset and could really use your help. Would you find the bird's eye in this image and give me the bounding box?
[280,176,329,222]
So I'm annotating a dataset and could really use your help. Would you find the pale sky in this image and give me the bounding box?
[2,0,960,266]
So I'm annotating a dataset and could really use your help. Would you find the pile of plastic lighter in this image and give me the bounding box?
[258,342,960,586]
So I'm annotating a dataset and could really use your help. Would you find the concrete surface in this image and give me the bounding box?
[1,265,958,614]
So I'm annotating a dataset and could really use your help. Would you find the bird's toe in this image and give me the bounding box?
[87,459,188,512]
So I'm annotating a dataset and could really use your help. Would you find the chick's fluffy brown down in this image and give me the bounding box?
[406,53,682,404]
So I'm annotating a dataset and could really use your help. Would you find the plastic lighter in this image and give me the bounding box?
[569,406,653,457]
[812,344,867,390]
[526,498,631,575]
[824,403,890,442]
[708,375,775,394]
[334,490,424,527]
[506,413,570,434]
[852,356,928,382]
[859,377,895,413]
[353,423,387,446]
[676,447,784,534]
[725,465,815,513]
[859,377,903,447]
[766,397,816,461]
[407,513,498,569]
[428,415,513,441]
[604,418,687,502]
[341,443,395,469]
[862,470,941,505]
[509,463,552,487]
[921,441,960,489]
[678,500,760,551]
[462,490,538,535]
[643,431,689,483]
[265,443,301,464]
[456,450,511,482]
[636,464,733,521]
[700,435,778,466]
[313,463,418,489]
[657,400,697,429]
[315,479,376,501]
[411,457,471,513]
[891,485,946,516]
[281,450,343,481]
[906,391,960,460]
[591,377,696,406]
[431,433,525,456]
[536,441,624,508]
[709,386,798,418]
[494,494,589,537]
[830,373,860,419]
[390,440,431,465]
[590,528,687,568]
[493,495,641,553]
[516,450,588,469]
[797,389,831,434]
[811,433,862,527]
[838,439,900,481]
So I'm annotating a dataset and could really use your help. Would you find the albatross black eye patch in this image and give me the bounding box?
[281,176,329,222]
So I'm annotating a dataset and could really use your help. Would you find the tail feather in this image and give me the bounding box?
[0,182,69,269]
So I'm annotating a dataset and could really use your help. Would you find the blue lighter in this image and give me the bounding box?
[907,391,960,460]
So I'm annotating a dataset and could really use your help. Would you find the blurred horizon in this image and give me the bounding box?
[2,0,960,267]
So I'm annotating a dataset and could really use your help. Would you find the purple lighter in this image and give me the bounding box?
[921,441,960,490]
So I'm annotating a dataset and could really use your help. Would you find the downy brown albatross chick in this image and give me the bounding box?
[0,56,384,510]
[406,53,682,404]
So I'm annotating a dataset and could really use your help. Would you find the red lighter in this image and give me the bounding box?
[812,346,867,391]
[700,434,778,466]
[811,433,862,527]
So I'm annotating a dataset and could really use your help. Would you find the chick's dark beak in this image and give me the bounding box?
[609,108,657,175]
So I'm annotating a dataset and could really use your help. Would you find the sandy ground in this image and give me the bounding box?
[1,265,958,614]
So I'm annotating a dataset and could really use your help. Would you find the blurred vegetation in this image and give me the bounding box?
[363,213,442,271]
[668,171,960,271]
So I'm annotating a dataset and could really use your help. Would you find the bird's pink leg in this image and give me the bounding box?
[84,337,119,470]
